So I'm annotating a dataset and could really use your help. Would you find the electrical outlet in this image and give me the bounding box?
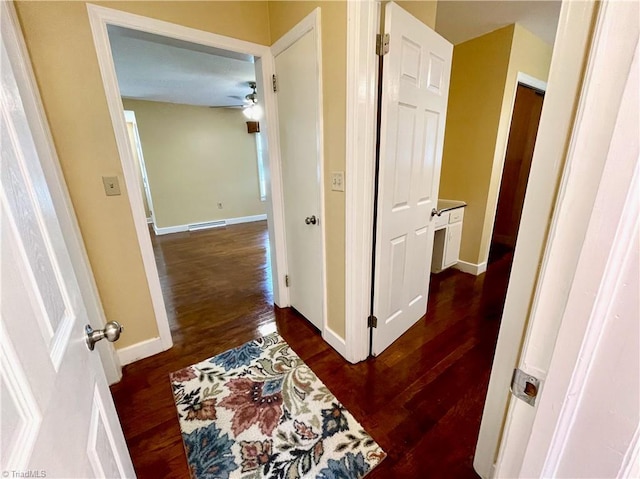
[102,176,121,196]
[331,171,345,192]
[217,202,223,209]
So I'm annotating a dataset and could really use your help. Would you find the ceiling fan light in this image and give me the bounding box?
[243,104,261,120]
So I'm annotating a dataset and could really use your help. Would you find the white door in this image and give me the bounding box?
[1,4,135,477]
[273,13,325,331]
[372,2,452,355]
[474,2,638,477]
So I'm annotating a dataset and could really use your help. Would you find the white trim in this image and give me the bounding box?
[271,10,329,346]
[122,109,156,226]
[255,57,289,307]
[491,0,639,476]
[344,0,380,363]
[0,2,123,383]
[152,214,267,235]
[453,260,487,276]
[271,9,319,56]
[322,326,347,358]
[620,425,640,479]
[473,1,600,475]
[544,170,638,477]
[116,337,165,366]
[516,72,548,93]
[227,214,267,225]
[86,5,289,361]
[153,224,187,236]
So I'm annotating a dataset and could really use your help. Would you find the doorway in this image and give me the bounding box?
[105,24,278,360]
[489,83,545,264]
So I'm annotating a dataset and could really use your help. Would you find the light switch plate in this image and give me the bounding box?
[331,171,345,192]
[102,176,121,196]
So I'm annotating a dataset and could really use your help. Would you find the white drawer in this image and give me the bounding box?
[434,211,449,228]
[449,208,464,224]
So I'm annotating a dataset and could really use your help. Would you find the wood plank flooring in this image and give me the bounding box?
[110,221,510,478]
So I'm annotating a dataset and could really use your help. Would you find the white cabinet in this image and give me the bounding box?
[431,206,465,273]
[444,221,462,267]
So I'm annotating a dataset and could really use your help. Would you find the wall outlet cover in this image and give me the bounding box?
[331,171,345,192]
[102,176,121,196]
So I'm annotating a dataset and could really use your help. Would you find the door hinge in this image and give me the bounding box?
[272,74,278,93]
[510,368,541,407]
[285,274,289,287]
[367,315,378,328]
[376,33,390,56]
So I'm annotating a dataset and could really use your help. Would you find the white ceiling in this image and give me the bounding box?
[436,1,562,45]
[107,25,256,108]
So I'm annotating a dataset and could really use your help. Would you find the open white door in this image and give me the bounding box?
[272,10,325,331]
[474,1,639,477]
[372,2,452,355]
[1,4,135,477]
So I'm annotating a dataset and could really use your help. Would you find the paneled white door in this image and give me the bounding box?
[372,2,452,355]
[273,14,325,331]
[0,4,135,477]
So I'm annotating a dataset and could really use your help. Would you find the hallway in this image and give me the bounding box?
[110,221,509,478]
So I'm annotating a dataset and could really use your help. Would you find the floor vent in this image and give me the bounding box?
[188,220,226,231]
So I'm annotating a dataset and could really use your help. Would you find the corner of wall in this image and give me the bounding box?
[439,25,514,265]
[478,24,554,265]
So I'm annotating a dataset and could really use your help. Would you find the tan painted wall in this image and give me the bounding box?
[14,1,271,349]
[439,25,514,265]
[123,99,264,228]
[396,1,437,28]
[268,1,347,337]
[439,24,552,266]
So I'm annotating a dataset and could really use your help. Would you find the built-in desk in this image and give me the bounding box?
[431,199,467,273]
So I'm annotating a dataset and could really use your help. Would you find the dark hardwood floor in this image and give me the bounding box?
[111,221,511,478]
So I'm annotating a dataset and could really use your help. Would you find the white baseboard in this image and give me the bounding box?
[154,224,187,235]
[227,214,267,225]
[116,337,166,366]
[323,326,347,358]
[454,260,487,276]
[154,214,267,236]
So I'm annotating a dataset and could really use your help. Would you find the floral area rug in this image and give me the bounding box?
[170,332,386,479]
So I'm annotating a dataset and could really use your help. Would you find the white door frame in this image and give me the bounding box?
[87,5,290,363]
[492,0,638,475]
[474,0,598,474]
[344,0,381,363]
[270,9,333,351]
[123,109,156,225]
[2,1,123,384]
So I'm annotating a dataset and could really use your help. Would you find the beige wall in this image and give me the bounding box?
[15,1,271,349]
[439,24,552,266]
[439,25,514,265]
[268,1,347,337]
[123,99,264,228]
[396,0,437,28]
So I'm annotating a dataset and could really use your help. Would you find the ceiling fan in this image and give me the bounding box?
[210,81,260,119]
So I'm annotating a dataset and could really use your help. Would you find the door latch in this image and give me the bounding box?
[510,368,541,406]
